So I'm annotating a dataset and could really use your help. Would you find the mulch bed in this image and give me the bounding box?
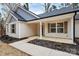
[0,35,24,43]
[75,39,79,45]
[28,39,79,55]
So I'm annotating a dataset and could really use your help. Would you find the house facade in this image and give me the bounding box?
[5,4,79,43]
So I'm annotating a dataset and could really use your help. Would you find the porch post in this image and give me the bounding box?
[40,21,42,39]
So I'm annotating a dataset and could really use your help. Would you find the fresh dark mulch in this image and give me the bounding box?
[0,35,25,44]
[75,39,79,45]
[28,39,79,55]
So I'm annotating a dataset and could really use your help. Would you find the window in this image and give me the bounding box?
[11,24,16,33]
[48,23,56,33]
[50,23,56,33]
[48,21,68,33]
[57,23,63,33]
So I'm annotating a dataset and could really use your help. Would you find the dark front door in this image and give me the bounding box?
[42,24,44,36]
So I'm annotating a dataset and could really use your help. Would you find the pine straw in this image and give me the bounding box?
[0,43,30,56]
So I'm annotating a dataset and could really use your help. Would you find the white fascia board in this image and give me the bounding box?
[10,12,18,21]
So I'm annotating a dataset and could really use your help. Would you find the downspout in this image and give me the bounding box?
[73,12,77,43]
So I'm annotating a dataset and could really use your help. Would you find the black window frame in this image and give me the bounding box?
[11,24,16,33]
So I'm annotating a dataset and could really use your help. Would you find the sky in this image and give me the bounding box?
[29,3,62,14]
[0,4,7,17]
[0,4,3,14]
[0,3,45,15]
[29,3,45,14]
[0,3,63,16]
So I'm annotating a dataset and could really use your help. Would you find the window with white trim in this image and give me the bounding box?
[57,23,63,33]
[48,21,68,33]
[48,23,56,33]
[64,21,68,33]
[11,24,16,33]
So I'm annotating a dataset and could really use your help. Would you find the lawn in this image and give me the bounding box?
[0,43,30,56]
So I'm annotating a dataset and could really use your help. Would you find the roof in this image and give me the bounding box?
[38,6,79,19]
[9,5,40,22]
[9,6,79,22]
[10,11,27,21]
[18,5,39,18]
[16,6,39,21]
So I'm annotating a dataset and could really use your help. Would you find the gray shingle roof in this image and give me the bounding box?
[10,6,39,21]
[11,11,26,21]
[20,6,39,18]
[38,6,79,19]
[10,6,79,22]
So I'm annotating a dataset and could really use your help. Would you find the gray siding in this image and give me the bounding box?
[7,14,12,23]
[9,16,17,23]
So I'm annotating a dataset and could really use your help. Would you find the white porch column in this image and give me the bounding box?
[71,17,74,40]
[40,21,42,39]
[6,24,8,35]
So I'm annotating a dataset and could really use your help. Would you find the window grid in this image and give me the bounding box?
[11,24,16,33]
[48,21,67,33]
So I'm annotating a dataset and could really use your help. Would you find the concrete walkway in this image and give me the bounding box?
[9,40,76,56]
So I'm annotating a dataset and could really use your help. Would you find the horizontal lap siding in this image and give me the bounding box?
[19,22,38,38]
[7,22,20,38]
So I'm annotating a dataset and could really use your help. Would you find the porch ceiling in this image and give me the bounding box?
[27,20,40,24]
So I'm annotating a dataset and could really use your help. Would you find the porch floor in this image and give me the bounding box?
[25,36,74,44]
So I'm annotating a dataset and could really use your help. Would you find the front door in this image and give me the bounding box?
[42,24,44,36]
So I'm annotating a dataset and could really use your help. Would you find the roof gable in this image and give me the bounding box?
[16,7,36,20]
[19,6,39,18]
[9,16,17,23]
[6,4,40,23]
[15,7,39,21]
[11,11,26,21]
[6,12,18,24]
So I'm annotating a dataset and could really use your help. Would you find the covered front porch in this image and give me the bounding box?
[26,13,75,44]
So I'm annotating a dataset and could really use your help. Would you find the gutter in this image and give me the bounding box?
[73,12,77,43]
